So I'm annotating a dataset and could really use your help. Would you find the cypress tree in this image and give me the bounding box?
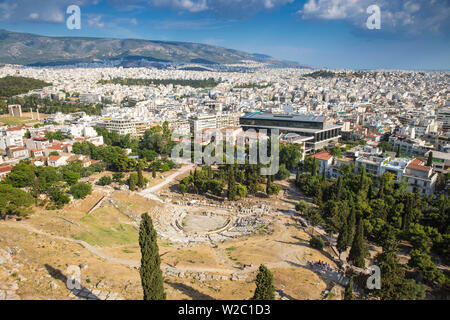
[337,220,349,260]
[344,276,354,300]
[152,165,156,179]
[348,218,367,268]
[253,265,275,300]
[228,165,236,201]
[266,175,272,195]
[128,173,138,191]
[139,213,166,300]
[426,152,433,167]
[347,208,356,244]
[137,161,145,188]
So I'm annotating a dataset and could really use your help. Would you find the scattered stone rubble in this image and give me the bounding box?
[163,266,248,282]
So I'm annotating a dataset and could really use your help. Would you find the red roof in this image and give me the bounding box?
[0,165,13,173]
[49,155,61,161]
[408,159,431,172]
[312,151,333,161]
[6,126,24,131]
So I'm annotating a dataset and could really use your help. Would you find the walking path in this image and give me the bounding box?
[139,164,194,203]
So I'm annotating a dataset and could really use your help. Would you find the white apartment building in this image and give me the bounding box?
[404,159,438,195]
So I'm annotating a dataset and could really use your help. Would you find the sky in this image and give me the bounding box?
[0,0,449,70]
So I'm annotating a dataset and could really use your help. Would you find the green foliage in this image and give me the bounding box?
[100,78,219,88]
[266,184,282,196]
[0,76,51,97]
[72,141,135,172]
[253,265,275,300]
[98,175,112,186]
[375,241,421,300]
[236,184,248,199]
[112,172,124,183]
[0,184,34,218]
[128,173,138,191]
[295,200,309,213]
[408,250,446,284]
[139,213,166,300]
[70,182,92,199]
[310,236,324,250]
[5,162,36,188]
[348,219,368,268]
[4,95,103,116]
[62,170,80,186]
[275,164,291,180]
[279,144,303,170]
[344,276,354,300]
[48,187,70,209]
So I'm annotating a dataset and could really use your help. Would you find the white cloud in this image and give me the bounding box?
[147,0,294,17]
[0,0,97,23]
[87,15,105,28]
[299,0,450,34]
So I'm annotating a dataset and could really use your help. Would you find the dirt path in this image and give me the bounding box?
[3,221,140,268]
[140,164,194,202]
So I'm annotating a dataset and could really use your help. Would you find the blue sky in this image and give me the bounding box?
[0,0,449,69]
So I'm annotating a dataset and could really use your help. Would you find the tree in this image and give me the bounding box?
[137,160,145,188]
[426,152,433,167]
[98,175,112,186]
[375,240,420,300]
[253,265,275,300]
[112,172,124,183]
[408,250,445,284]
[348,219,368,268]
[128,173,138,191]
[49,187,70,209]
[236,184,248,199]
[295,200,309,213]
[0,184,34,218]
[344,276,354,300]
[152,165,157,179]
[337,220,350,260]
[5,162,36,188]
[208,179,224,196]
[63,170,80,186]
[139,213,166,300]
[266,175,272,195]
[310,236,324,250]
[275,164,290,180]
[227,166,237,201]
[70,182,92,199]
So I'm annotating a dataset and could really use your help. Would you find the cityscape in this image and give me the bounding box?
[0,0,448,309]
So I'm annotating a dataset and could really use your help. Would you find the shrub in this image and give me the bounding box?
[98,175,112,186]
[310,236,324,250]
[70,182,92,199]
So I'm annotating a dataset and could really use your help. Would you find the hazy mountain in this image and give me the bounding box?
[0,30,308,68]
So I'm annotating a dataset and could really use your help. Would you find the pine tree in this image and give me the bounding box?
[344,276,354,300]
[139,213,166,300]
[348,218,367,268]
[253,265,275,300]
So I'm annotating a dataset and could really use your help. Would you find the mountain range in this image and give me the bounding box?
[0,29,308,68]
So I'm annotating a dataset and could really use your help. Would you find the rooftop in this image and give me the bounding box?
[312,151,333,161]
[241,112,326,123]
